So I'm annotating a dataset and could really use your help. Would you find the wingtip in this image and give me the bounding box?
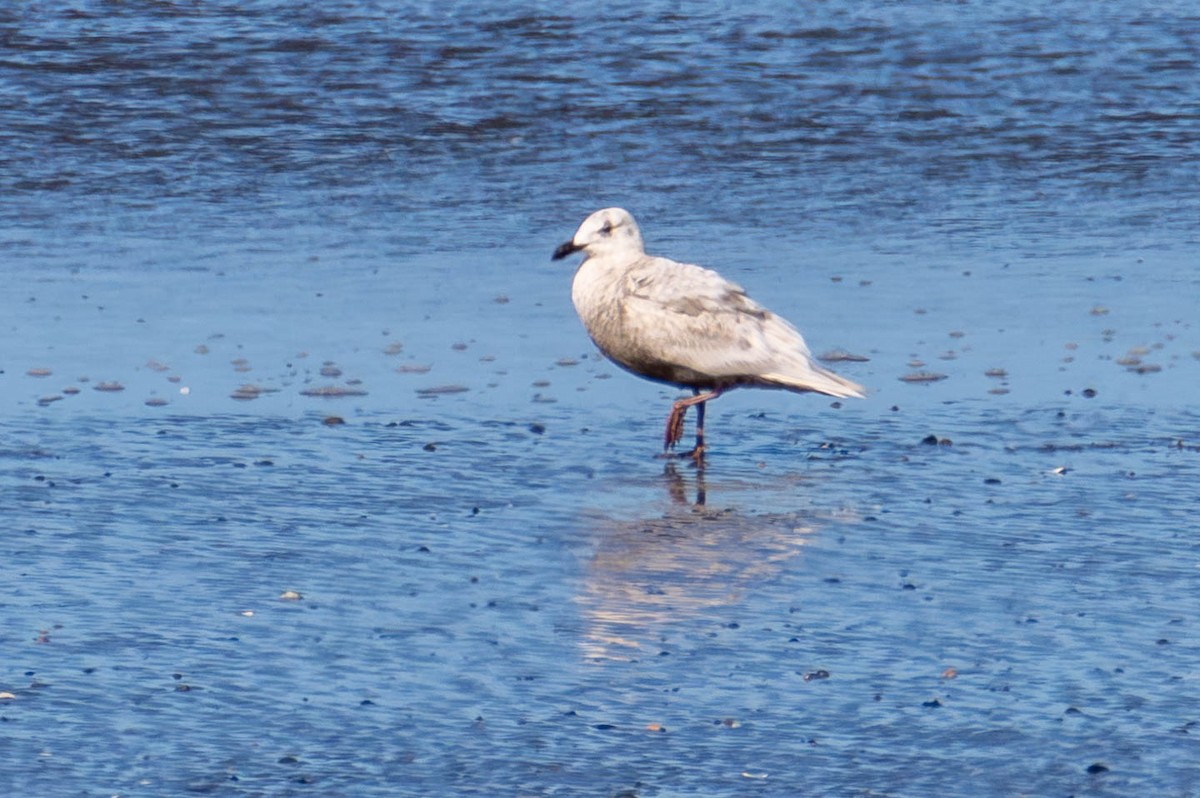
[761,368,866,399]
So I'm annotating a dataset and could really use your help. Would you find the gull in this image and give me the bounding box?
[553,207,865,461]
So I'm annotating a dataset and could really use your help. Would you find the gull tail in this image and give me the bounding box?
[761,361,866,399]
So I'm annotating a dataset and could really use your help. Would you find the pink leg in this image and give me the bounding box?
[663,389,723,458]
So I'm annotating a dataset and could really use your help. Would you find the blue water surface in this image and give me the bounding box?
[2,2,1199,796]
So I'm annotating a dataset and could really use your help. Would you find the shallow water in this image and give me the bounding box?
[3,2,1199,796]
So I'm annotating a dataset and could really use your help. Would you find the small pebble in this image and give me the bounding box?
[900,371,948,383]
[416,385,469,396]
[231,385,263,401]
[300,385,368,397]
[818,349,870,363]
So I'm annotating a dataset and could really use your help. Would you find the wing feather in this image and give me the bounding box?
[621,257,806,377]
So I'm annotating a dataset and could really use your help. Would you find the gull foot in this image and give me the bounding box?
[664,404,688,450]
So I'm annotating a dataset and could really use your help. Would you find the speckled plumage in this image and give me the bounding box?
[553,207,864,457]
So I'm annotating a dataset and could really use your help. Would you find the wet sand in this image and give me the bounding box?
[4,3,1199,793]
[3,239,1197,796]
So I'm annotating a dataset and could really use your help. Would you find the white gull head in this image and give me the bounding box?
[552,207,645,262]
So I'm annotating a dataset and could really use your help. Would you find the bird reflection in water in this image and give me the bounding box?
[575,470,822,662]
[663,460,706,506]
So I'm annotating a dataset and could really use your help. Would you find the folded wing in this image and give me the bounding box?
[622,256,864,398]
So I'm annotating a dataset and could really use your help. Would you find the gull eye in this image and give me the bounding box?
[600,220,614,236]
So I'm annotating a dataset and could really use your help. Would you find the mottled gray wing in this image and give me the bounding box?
[622,256,813,381]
